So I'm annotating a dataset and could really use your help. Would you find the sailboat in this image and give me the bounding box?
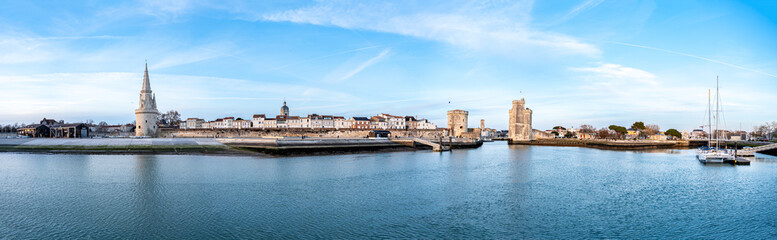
[696,76,733,163]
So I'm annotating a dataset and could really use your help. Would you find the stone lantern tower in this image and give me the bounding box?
[135,63,159,137]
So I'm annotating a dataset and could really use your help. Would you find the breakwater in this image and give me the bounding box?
[0,137,483,156]
[509,138,689,150]
[220,137,483,155]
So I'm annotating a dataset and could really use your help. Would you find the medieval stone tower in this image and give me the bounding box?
[447,109,468,137]
[135,63,159,137]
[509,98,533,141]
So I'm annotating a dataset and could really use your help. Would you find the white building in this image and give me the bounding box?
[377,113,406,129]
[210,118,224,128]
[183,118,204,129]
[299,116,310,128]
[334,116,349,129]
[321,115,335,128]
[276,116,289,128]
[252,114,265,129]
[222,117,234,128]
[286,116,301,128]
[370,117,388,129]
[308,114,328,129]
[262,118,277,128]
[235,119,252,129]
[416,119,437,129]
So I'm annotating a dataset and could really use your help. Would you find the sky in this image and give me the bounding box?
[0,0,775,131]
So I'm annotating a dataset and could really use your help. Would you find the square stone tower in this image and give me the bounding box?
[509,98,533,141]
[447,110,468,137]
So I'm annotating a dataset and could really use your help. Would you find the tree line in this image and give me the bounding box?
[751,121,777,141]
[567,121,682,140]
[0,123,24,133]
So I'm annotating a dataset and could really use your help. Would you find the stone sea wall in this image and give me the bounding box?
[509,138,689,149]
[161,128,447,139]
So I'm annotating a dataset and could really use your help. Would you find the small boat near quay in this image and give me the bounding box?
[696,77,733,163]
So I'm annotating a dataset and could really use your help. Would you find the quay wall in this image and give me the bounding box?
[510,138,689,149]
[161,128,447,139]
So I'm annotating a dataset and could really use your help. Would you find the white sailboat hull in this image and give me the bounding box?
[696,150,732,163]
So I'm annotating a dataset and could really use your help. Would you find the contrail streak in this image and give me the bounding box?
[608,41,777,79]
[265,45,384,71]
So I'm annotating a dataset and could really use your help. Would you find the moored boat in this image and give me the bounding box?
[696,77,732,164]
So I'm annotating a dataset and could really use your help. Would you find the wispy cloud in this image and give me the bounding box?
[0,33,62,64]
[609,41,777,79]
[266,45,383,71]
[556,0,605,24]
[260,1,600,57]
[337,48,391,82]
[570,63,658,85]
[151,42,238,69]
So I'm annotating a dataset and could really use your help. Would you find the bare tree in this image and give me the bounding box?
[564,131,577,138]
[580,124,595,133]
[752,122,777,141]
[159,110,181,127]
[597,128,612,140]
[644,124,660,136]
[770,121,777,141]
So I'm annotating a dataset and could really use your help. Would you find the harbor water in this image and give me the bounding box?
[1,142,776,238]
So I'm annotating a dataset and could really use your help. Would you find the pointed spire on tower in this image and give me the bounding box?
[141,61,151,93]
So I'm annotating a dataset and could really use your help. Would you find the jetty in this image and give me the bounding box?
[390,138,456,152]
[724,157,751,165]
[736,142,777,157]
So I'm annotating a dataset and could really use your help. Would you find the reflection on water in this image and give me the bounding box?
[133,155,163,238]
[0,143,776,239]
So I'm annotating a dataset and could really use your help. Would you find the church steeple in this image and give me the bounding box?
[141,61,151,93]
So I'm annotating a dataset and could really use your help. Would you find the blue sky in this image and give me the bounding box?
[0,0,775,131]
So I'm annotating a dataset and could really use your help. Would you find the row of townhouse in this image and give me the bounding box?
[182,113,437,130]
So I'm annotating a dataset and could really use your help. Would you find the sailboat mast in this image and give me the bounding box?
[716,76,720,149]
[708,89,711,148]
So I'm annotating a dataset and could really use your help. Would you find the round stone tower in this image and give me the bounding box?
[447,109,468,137]
[135,63,159,137]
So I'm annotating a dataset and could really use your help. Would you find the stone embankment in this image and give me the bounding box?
[509,138,690,150]
[0,138,230,154]
[220,137,482,155]
[0,137,484,156]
